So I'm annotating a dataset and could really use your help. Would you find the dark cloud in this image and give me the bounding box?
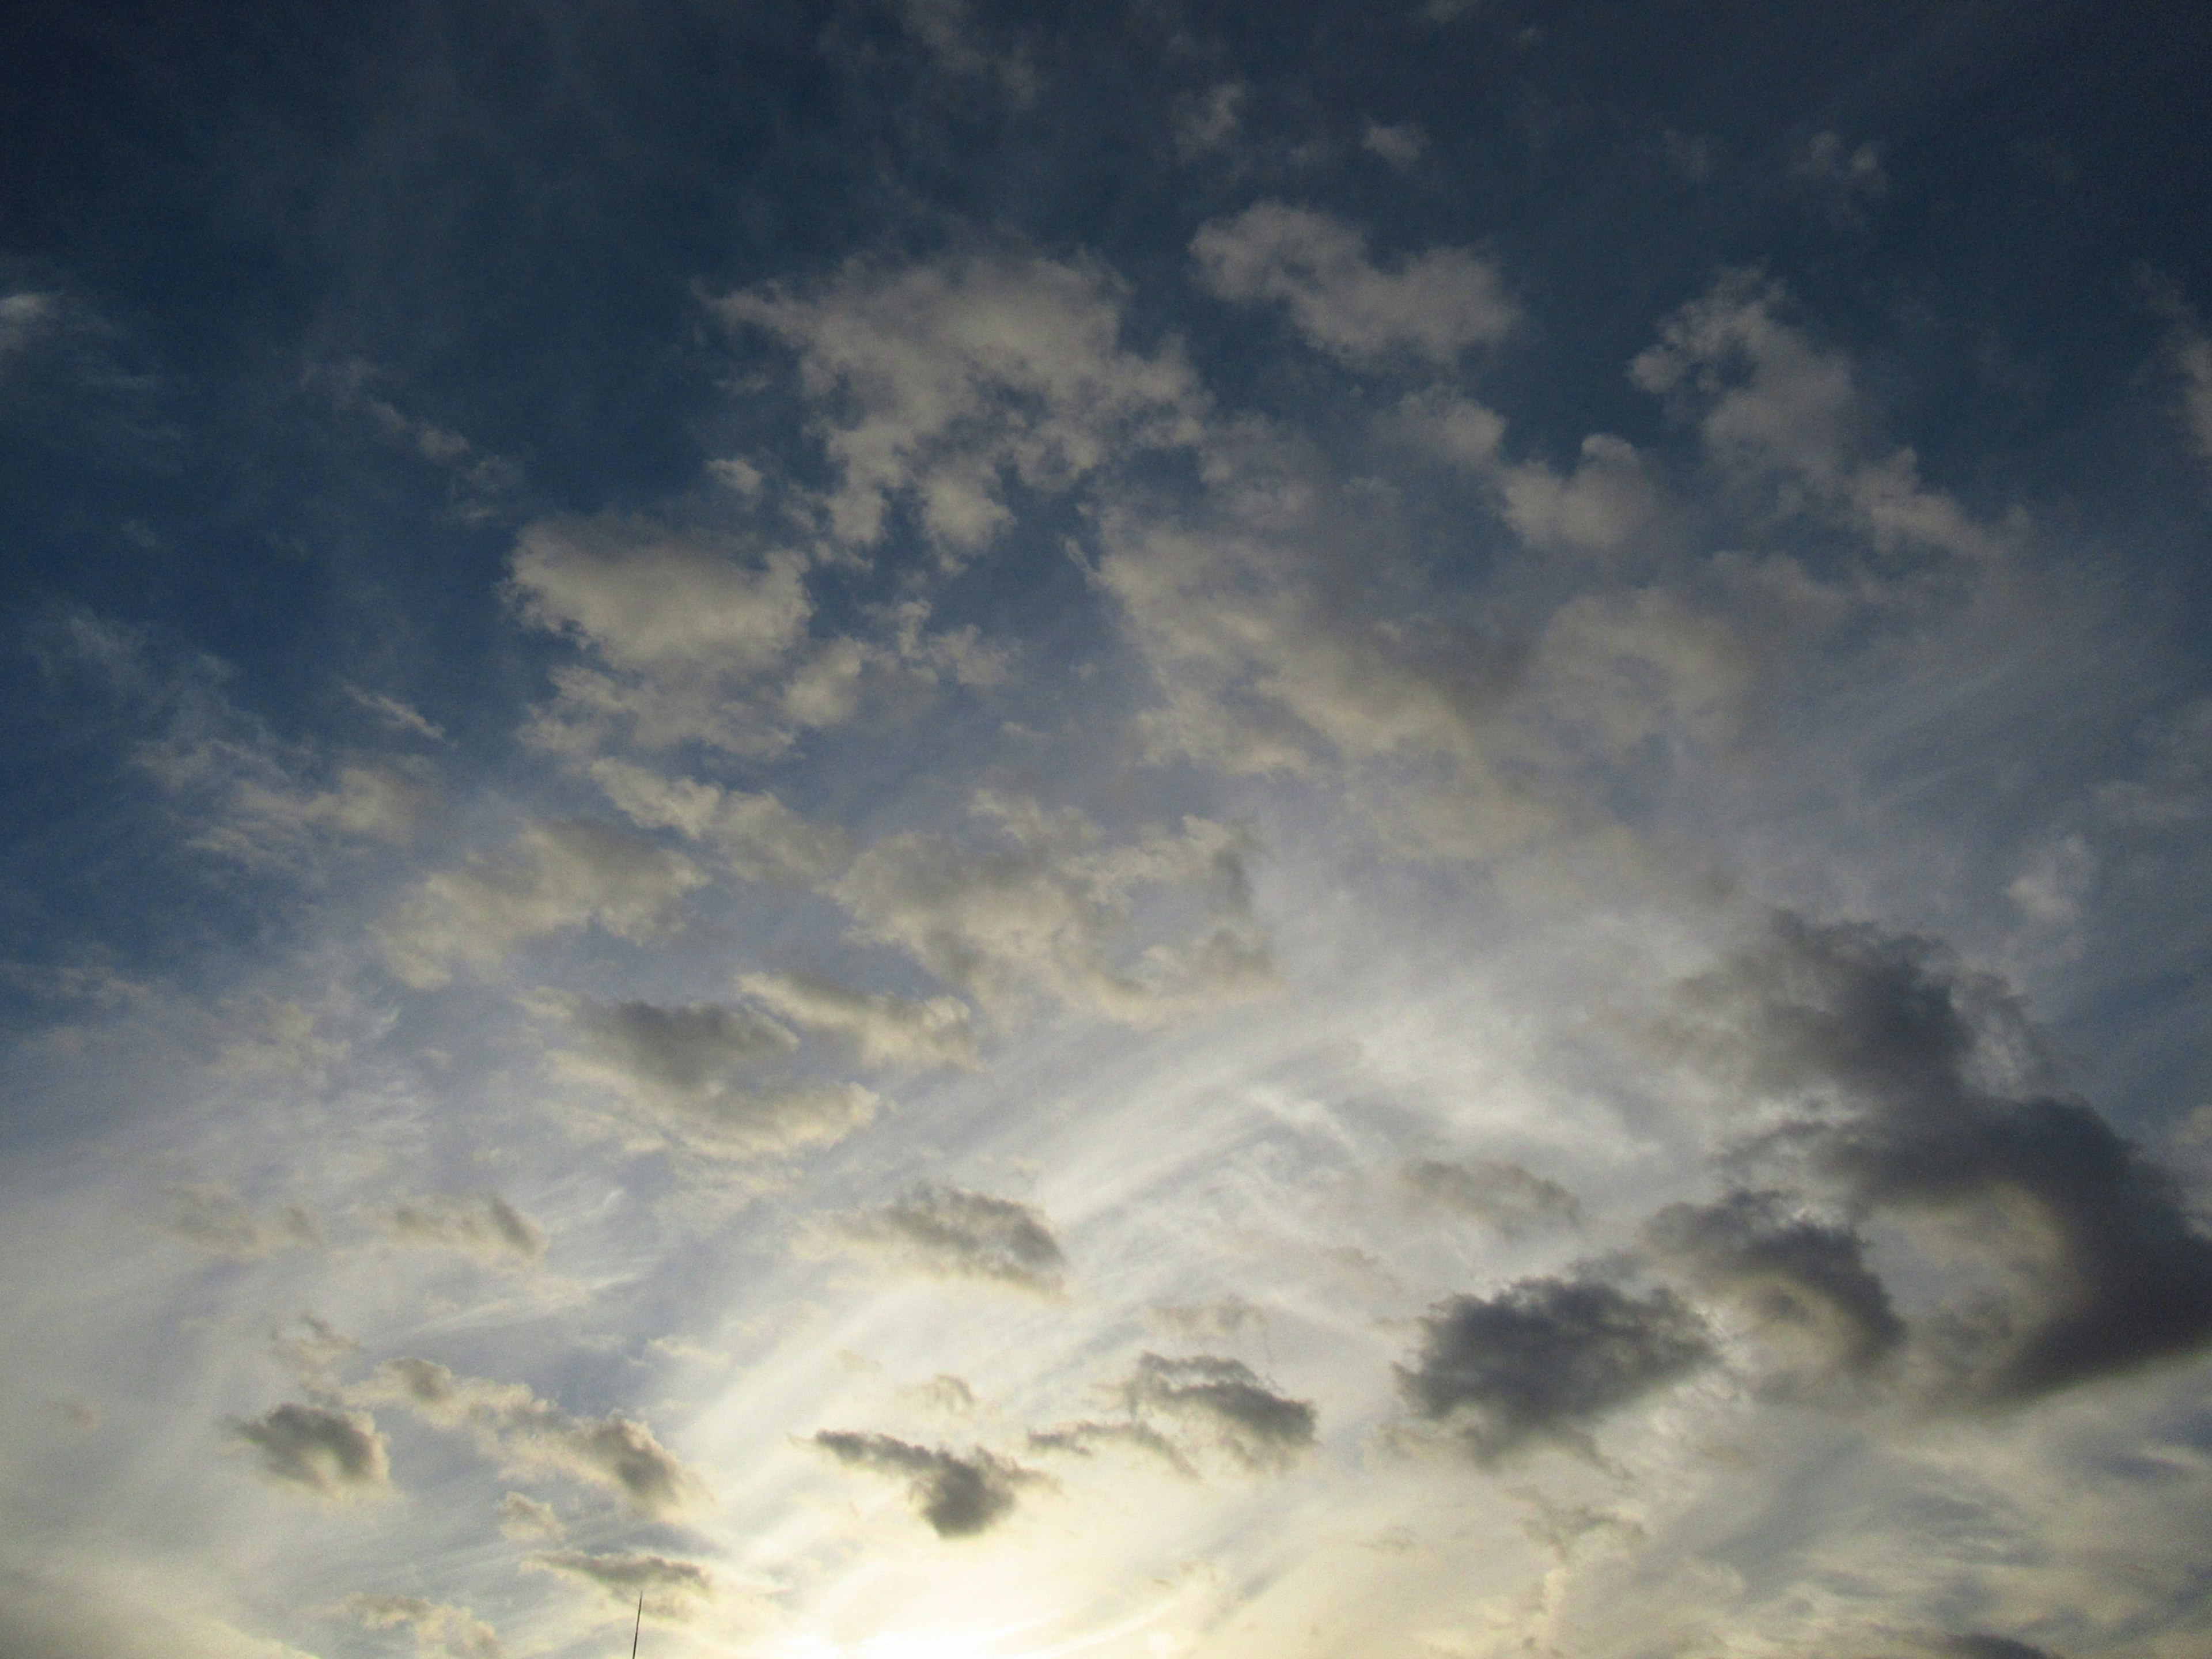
[229,1402,389,1498]
[836,1184,1067,1294]
[1027,1416,1196,1478]
[1397,1278,1713,1462]
[1124,1354,1316,1471]
[1682,913,2212,1403]
[1644,1190,1902,1378]
[381,1193,547,1263]
[812,1430,1041,1537]
[1403,1158,1582,1236]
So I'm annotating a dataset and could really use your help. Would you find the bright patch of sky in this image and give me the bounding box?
[4,5,2212,1659]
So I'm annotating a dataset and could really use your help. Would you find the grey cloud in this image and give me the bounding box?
[1791,131,1889,225]
[2142,273,2212,467]
[1124,1354,1317,1472]
[1645,1190,1903,1378]
[1192,203,1517,364]
[347,1594,505,1659]
[1361,122,1427,168]
[271,1313,358,1388]
[546,994,876,1160]
[738,971,979,1070]
[1943,1639,2066,1659]
[378,820,707,988]
[1403,1159,1583,1236]
[835,1184,1067,1294]
[528,1551,712,1616]
[379,1194,547,1264]
[1397,1278,1713,1463]
[812,1430,1041,1537]
[357,1358,707,1517]
[229,1402,391,1498]
[1683,914,2212,1403]
[166,1186,320,1259]
[1149,1295,1267,1342]
[714,250,1202,559]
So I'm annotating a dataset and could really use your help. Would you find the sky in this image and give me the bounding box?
[4,4,2212,1658]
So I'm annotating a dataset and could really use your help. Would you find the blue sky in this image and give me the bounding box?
[5,5,2212,1659]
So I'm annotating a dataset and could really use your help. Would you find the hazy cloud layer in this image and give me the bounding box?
[347,1595,505,1659]
[378,1194,547,1264]
[1402,1159,1583,1236]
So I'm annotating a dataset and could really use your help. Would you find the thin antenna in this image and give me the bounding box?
[630,1590,644,1659]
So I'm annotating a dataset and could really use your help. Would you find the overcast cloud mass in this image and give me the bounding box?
[4,5,2211,1658]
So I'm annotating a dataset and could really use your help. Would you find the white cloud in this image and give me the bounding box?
[588,758,853,885]
[1361,122,1428,168]
[377,819,707,988]
[713,251,1203,558]
[1193,203,1517,363]
[347,1594,505,1659]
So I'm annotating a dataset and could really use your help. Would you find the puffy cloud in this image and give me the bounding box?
[2142,274,2212,467]
[1402,1159,1582,1236]
[715,251,1202,558]
[1495,434,1662,554]
[1397,1278,1713,1463]
[347,1594,505,1659]
[377,820,707,988]
[527,1551,713,1616]
[737,971,979,1070]
[1631,272,2002,559]
[1791,131,1889,225]
[1674,914,2212,1404]
[357,1357,707,1518]
[165,1186,320,1259]
[811,1431,1043,1537]
[833,1184,1067,1295]
[1361,121,1427,168]
[1192,203,1517,364]
[543,994,877,1160]
[377,1194,547,1264]
[1643,1190,1903,1379]
[830,793,1272,1023]
[229,1402,391,1498]
[1122,1353,1316,1472]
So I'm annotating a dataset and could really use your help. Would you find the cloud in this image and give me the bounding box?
[1397,1278,1713,1463]
[1361,122,1427,168]
[812,1431,1043,1537]
[271,1313,359,1388]
[833,1184,1067,1294]
[347,1595,505,1659]
[589,758,853,885]
[1122,1353,1317,1472]
[1631,272,2001,560]
[497,1491,564,1541]
[1643,1190,1903,1379]
[344,684,446,742]
[738,971,979,1070]
[378,1194,548,1264]
[0,1570,325,1659]
[1494,433,1662,554]
[1025,1417,1195,1478]
[1192,203,1517,363]
[1673,913,2212,1404]
[357,1358,708,1517]
[377,820,707,988]
[714,251,1203,559]
[165,1186,320,1259]
[544,994,877,1160]
[1942,1638,2065,1659]
[528,1551,713,1616]
[1402,1158,1583,1236]
[830,793,1272,1023]
[1791,132,1888,225]
[2141,274,2212,468]
[229,1403,391,1498]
